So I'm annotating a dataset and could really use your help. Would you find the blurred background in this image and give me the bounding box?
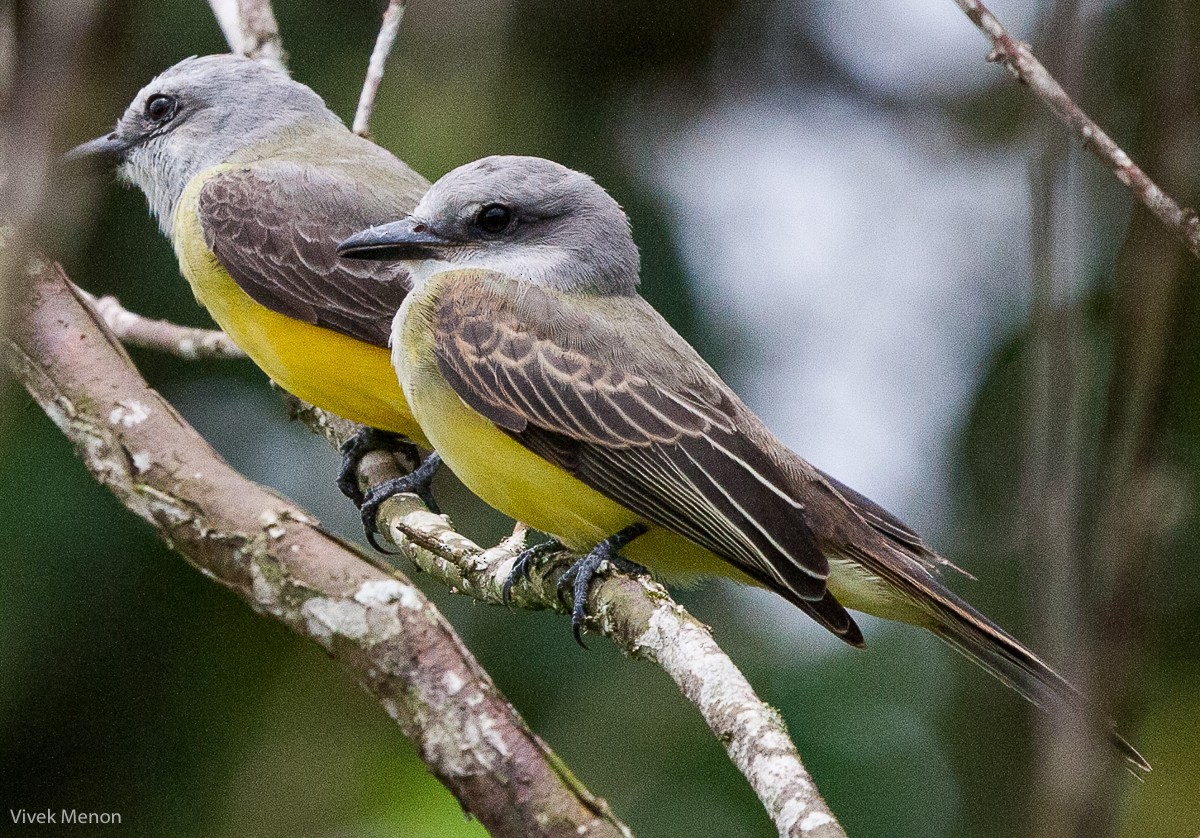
[2,0,1198,835]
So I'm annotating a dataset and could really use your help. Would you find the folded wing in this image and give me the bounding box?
[198,157,427,348]
[432,271,862,644]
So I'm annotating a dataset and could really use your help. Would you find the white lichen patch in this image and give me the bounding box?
[751,753,810,792]
[108,399,150,428]
[798,811,833,833]
[490,556,517,590]
[477,712,510,758]
[302,597,369,649]
[423,707,508,776]
[778,798,808,832]
[354,579,415,607]
[258,509,287,540]
[398,585,424,610]
[442,670,466,696]
[130,451,153,474]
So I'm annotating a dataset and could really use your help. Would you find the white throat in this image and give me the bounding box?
[404,245,577,291]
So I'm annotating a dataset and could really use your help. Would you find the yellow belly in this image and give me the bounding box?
[171,171,426,444]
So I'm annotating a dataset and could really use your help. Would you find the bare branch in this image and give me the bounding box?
[353,0,408,137]
[305,409,848,838]
[951,0,1200,260]
[5,261,631,838]
[207,0,286,68]
[80,290,246,360]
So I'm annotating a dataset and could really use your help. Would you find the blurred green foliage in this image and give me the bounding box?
[3,1,1199,836]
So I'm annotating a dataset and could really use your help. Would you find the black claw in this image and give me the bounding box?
[337,428,420,504]
[502,540,564,603]
[359,452,443,552]
[555,523,649,648]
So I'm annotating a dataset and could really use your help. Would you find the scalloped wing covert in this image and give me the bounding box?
[430,273,856,630]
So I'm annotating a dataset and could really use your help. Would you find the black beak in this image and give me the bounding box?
[64,131,133,165]
[337,217,454,261]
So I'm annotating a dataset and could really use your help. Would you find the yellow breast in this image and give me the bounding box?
[171,170,426,443]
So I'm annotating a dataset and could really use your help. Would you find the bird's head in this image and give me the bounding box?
[338,155,641,296]
[67,54,342,233]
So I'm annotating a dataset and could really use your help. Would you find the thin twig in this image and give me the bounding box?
[290,400,849,838]
[80,290,246,360]
[353,0,407,137]
[951,0,1200,260]
[207,0,286,68]
[6,262,632,838]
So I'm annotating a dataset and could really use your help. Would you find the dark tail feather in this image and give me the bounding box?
[921,582,1149,773]
[795,590,865,648]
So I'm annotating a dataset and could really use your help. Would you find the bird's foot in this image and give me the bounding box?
[502,539,566,603]
[337,427,421,505]
[556,523,649,648]
[360,452,443,553]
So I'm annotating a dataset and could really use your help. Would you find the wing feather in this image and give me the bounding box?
[198,156,427,348]
[432,273,839,611]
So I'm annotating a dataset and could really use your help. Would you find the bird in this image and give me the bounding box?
[68,54,440,528]
[336,154,1149,771]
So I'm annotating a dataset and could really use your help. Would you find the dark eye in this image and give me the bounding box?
[144,94,178,123]
[476,203,513,234]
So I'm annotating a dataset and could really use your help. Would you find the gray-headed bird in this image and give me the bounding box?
[68,54,439,521]
[337,154,1147,770]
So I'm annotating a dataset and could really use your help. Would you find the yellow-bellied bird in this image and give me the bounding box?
[68,54,439,529]
[338,155,1148,770]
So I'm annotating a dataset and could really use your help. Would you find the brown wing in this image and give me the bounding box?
[432,272,861,642]
[198,158,428,348]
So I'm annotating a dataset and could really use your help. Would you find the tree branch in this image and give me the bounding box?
[353,0,407,138]
[951,0,1200,260]
[5,260,631,838]
[292,409,848,838]
[80,289,246,360]
[207,0,286,68]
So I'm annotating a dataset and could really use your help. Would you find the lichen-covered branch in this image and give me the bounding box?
[207,0,286,68]
[81,289,246,360]
[353,0,407,138]
[305,409,847,838]
[951,0,1200,260]
[5,261,631,838]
